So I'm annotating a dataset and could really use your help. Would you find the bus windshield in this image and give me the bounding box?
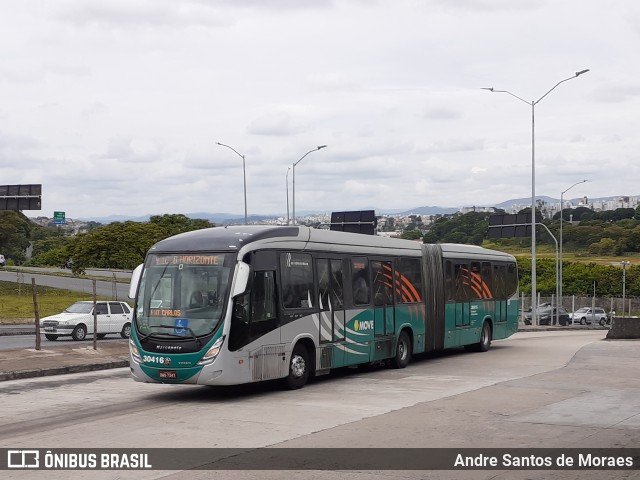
[135,253,235,338]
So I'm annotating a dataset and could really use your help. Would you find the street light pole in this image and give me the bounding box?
[292,145,327,225]
[286,166,291,225]
[216,142,248,225]
[559,179,589,311]
[621,261,630,317]
[482,69,589,325]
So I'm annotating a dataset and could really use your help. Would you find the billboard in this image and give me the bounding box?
[0,184,42,210]
[487,212,541,239]
[330,210,377,235]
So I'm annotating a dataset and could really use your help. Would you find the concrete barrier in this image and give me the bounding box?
[606,317,640,339]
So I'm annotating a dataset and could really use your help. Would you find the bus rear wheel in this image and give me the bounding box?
[466,321,492,352]
[392,331,412,369]
[284,344,310,390]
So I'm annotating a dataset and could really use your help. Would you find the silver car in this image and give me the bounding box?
[570,307,609,326]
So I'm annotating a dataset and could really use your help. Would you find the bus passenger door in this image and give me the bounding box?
[372,260,394,337]
[449,262,472,346]
[316,258,346,345]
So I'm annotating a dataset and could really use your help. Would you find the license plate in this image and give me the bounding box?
[44,327,54,332]
[159,370,177,379]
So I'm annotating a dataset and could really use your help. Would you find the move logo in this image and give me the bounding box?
[354,319,374,332]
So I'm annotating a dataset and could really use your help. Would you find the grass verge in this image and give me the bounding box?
[0,280,115,323]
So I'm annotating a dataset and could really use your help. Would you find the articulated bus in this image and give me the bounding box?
[128,226,519,389]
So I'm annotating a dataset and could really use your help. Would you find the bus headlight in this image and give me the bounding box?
[197,335,225,366]
[129,338,142,364]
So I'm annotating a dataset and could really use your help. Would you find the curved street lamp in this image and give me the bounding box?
[559,179,589,311]
[217,142,247,225]
[482,69,589,325]
[292,145,327,225]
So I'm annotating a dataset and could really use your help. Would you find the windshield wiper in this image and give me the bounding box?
[139,324,202,348]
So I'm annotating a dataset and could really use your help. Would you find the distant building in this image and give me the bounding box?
[459,206,497,214]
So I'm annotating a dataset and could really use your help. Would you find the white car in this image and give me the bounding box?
[570,307,609,326]
[0,254,5,267]
[40,301,132,341]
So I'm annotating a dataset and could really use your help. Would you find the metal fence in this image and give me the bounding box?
[520,294,639,317]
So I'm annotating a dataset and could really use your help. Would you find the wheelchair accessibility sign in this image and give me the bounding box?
[174,318,189,336]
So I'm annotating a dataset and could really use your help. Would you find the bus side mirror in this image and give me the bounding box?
[231,261,251,298]
[129,264,143,299]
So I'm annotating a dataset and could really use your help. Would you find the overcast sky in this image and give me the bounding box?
[1,0,638,220]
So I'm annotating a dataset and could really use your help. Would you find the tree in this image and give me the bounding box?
[71,221,165,271]
[0,211,34,264]
[69,215,213,271]
[588,238,618,256]
[148,214,212,237]
[422,212,489,245]
[400,230,423,241]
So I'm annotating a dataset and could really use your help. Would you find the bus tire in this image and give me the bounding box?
[284,344,310,390]
[466,321,492,352]
[45,334,58,341]
[392,331,412,369]
[72,324,87,341]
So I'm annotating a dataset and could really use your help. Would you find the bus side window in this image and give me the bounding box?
[330,259,344,309]
[470,261,481,300]
[506,263,518,297]
[481,261,493,298]
[444,260,454,301]
[493,264,506,299]
[395,257,423,303]
[351,258,370,306]
[280,253,314,309]
[372,260,393,306]
[454,263,470,301]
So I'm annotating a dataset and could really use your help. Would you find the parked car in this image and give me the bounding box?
[524,304,571,326]
[40,301,132,341]
[0,254,5,267]
[570,307,609,326]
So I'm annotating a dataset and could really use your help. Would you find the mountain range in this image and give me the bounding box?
[77,195,636,225]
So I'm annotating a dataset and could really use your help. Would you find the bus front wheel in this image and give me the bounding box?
[392,331,412,369]
[284,344,310,390]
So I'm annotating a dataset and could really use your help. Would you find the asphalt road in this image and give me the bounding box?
[2,330,638,479]
[0,333,127,350]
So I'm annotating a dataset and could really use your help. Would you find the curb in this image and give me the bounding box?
[0,360,130,382]
[0,330,34,336]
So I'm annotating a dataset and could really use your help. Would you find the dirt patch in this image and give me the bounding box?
[0,318,35,325]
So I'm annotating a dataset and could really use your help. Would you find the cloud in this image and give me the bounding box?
[54,0,225,29]
[1,0,639,218]
[247,111,307,136]
[420,107,462,120]
[81,102,109,118]
[593,83,640,103]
